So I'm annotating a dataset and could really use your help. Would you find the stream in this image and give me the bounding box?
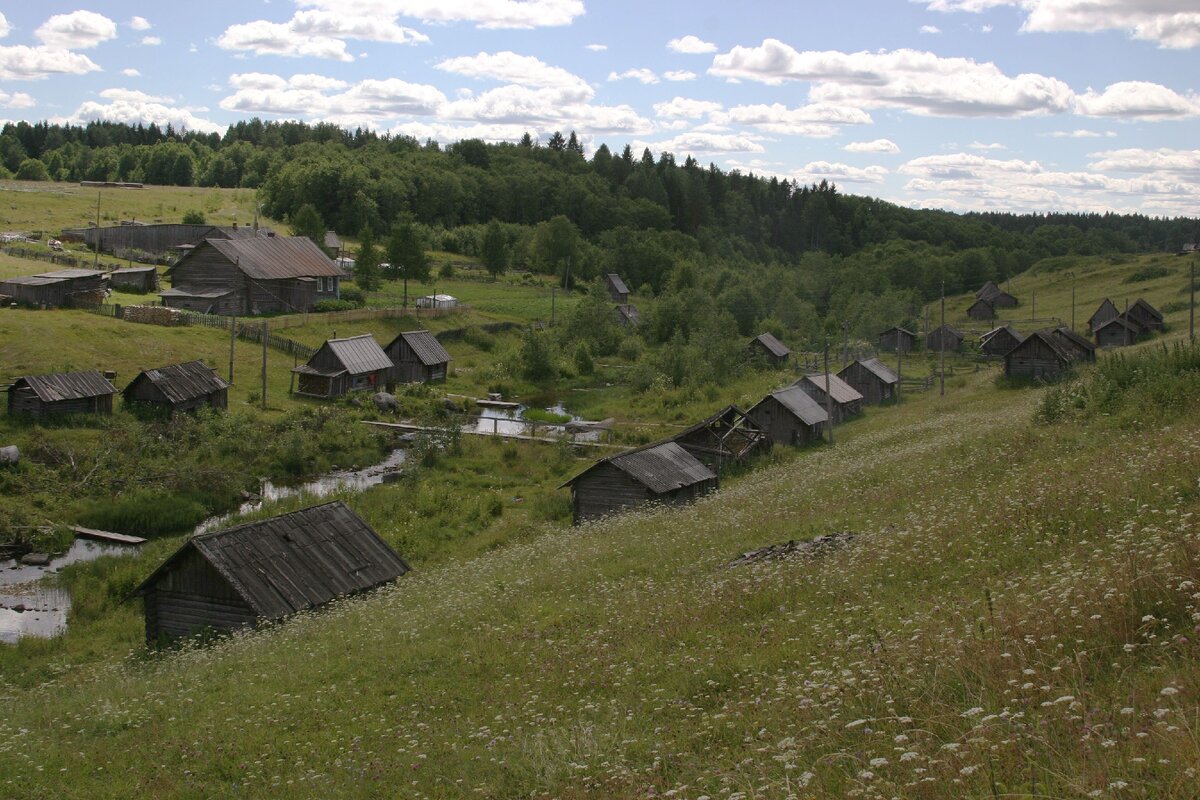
[473,403,601,441]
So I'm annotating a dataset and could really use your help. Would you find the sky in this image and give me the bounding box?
[0,1,1198,217]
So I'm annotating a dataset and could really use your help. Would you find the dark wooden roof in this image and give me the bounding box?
[927,323,964,341]
[762,385,828,426]
[387,329,451,365]
[1095,316,1140,334]
[968,298,995,313]
[981,324,1022,343]
[1129,298,1163,322]
[751,332,790,358]
[606,273,629,295]
[1011,330,1074,363]
[1088,298,1118,326]
[324,230,341,250]
[134,502,410,620]
[36,268,106,280]
[560,440,716,494]
[975,281,999,299]
[853,358,899,385]
[194,236,342,279]
[298,335,392,377]
[1050,326,1096,355]
[11,370,117,402]
[124,360,228,404]
[109,266,157,276]
[879,326,916,338]
[797,373,864,405]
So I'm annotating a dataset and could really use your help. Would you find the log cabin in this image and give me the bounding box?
[292,334,393,398]
[7,371,117,417]
[745,386,829,447]
[122,361,229,415]
[384,329,451,384]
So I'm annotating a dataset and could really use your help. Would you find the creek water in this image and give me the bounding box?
[472,403,600,441]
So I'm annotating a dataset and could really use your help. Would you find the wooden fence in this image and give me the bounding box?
[177,311,317,360]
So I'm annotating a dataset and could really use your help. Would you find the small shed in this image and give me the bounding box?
[615,304,641,328]
[672,405,766,471]
[966,298,996,321]
[1088,298,1119,333]
[384,329,451,384]
[123,361,229,414]
[0,268,108,307]
[1004,330,1076,381]
[292,334,393,398]
[324,230,342,254]
[977,281,1018,308]
[1049,326,1096,363]
[605,273,630,304]
[838,358,898,405]
[980,324,1023,357]
[1125,298,1163,332]
[748,332,790,367]
[559,440,717,525]
[1095,316,1141,348]
[415,294,458,310]
[926,324,964,353]
[133,501,410,642]
[745,386,828,448]
[7,370,117,417]
[795,373,864,423]
[879,326,917,353]
[976,281,1000,300]
[108,266,159,293]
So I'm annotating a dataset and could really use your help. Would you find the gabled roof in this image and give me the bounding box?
[134,502,410,620]
[324,230,341,250]
[1095,316,1140,334]
[976,281,999,299]
[751,332,790,358]
[1010,330,1074,363]
[124,360,228,404]
[35,268,106,280]
[759,385,829,426]
[319,334,393,375]
[1050,326,1096,355]
[1088,298,1118,326]
[981,324,1021,342]
[387,329,451,366]
[850,358,899,385]
[187,236,341,279]
[606,273,629,295]
[797,373,865,405]
[968,297,995,312]
[879,326,916,338]
[1129,298,1163,321]
[560,440,716,494]
[11,370,117,402]
[928,323,964,339]
[109,266,157,276]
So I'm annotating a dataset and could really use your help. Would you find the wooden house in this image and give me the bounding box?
[967,298,996,321]
[133,502,410,642]
[926,324,964,353]
[795,373,864,423]
[1049,327,1096,363]
[384,329,451,384]
[1125,298,1164,332]
[122,361,229,414]
[977,281,1018,308]
[976,281,1000,300]
[323,230,342,256]
[878,326,917,353]
[1004,330,1077,381]
[615,304,641,327]
[108,266,159,293]
[7,371,117,418]
[0,268,108,307]
[838,358,898,405]
[62,222,276,256]
[672,405,765,471]
[1088,298,1119,333]
[745,386,828,448]
[292,334,393,398]
[980,324,1023,357]
[1095,316,1142,348]
[748,332,790,367]
[559,440,717,525]
[161,236,341,315]
[605,273,630,304]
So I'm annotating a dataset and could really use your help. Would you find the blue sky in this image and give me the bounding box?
[1,1,1198,216]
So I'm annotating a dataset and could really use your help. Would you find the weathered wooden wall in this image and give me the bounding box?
[142,549,257,641]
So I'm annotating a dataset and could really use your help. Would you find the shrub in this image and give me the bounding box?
[338,287,366,307]
[439,261,455,279]
[314,299,360,312]
[618,337,644,362]
[573,341,594,376]
[181,210,207,225]
[1123,264,1173,283]
[76,490,208,537]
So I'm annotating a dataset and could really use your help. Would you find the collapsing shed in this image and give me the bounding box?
[7,371,117,418]
[838,358,898,405]
[795,373,864,423]
[384,329,452,384]
[122,361,229,414]
[559,441,718,525]
[0,268,108,307]
[745,386,828,448]
[133,502,410,642]
[878,326,917,353]
[605,273,630,303]
[671,405,766,471]
[615,304,641,327]
[292,334,392,398]
[980,324,1023,357]
[748,332,790,367]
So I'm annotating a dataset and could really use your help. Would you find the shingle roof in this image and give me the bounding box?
[606,273,629,295]
[855,358,899,385]
[325,335,393,375]
[202,236,341,279]
[766,385,829,426]
[981,324,1021,343]
[109,267,157,276]
[798,373,865,405]
[12,371,117,402]
[1095,316,1140,334]
[879,326,916,338]
[976,281,999,299]
[751,332,790,358]
[1129,298,1163,321]
[124,360,228,405]
[35,268,106,280]
[134,502,410,620]
[1015,330,1075,363]
[1051,326,1096,355]
[560,440,716,494]
[388,329,451,366]
[928,323,964,340]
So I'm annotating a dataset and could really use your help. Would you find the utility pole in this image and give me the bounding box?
[229,312,237,384]
[823,343,834,445]
[842,320,849,366]
[1190,258,1195,342]
[260,322,268,411]
[1031,290,1036,322]
[93,191,101,270]
[896,330,903,402]
[1125,298,1131,347]
[564,256,572,292]
[1069,272,1076,331]
[551,286,556,326]
[939,280,946,397]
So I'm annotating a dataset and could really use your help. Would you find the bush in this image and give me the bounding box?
[181,210,207,224]
[1123,264,1173,283]
[314,299,360,312]
[76,490,208,537]
[338,287,366,307]
[573,341,594,376]
[439,261,455,279]
[618,337,644,362]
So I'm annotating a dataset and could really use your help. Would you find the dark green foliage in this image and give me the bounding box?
[1123,264,1173,283]
[438,261,455,279]
[573,341,594,376]
[482,219,508,278]
[289,203,325,244]
[15,158,49,181]
[76,490,207,538]
[314,299,361,312]
[355,226,382,291]
[339,287,366,306]
[181,209,207,224]
[532,216,582,287]
[386,216,430,303]
[519,328,558,382]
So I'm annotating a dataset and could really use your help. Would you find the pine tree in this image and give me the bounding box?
[386,217,429,308]
[481,220,508,279]
[547,131,567,151]
[355,226,382,291]
[289,203,325,244]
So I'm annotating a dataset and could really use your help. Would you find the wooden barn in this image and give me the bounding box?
[1125,298,1164,332]
[672,405,765,471]
[1004,330,1077,381]
[1095,316,1142,347]
[605,273,630,303]
[795,373,864,423]
[966,298,996,321]
[977,281,1018,308]
[108,266,159,293]
[62,222,275,255]
[838,358,898,405]
[1088,298,1119,333]
[384,329,451,384]
[879,326,917,353]
[0,268,108,307]
[926,324,964,353]
[122,361,229,414]
[980,324,1023,357]
[292,334,393,398]
[1049,327,1096,363]
[133,502,410,642]
[745,386,828,447]
[324,230,342,256]
[7,371,117,418]
[615,303,641,327]
[748,332,790,367]
[975,281,999,300]
[161,236,341,315]
[559,440,718,525]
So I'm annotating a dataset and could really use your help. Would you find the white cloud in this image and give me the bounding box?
[844,138,900,154]
[64,89,224,135]
[0,46,101,80]
[0,90,35,109]
[0,12,10,39]
[667,35,717,54]
[664,70,696,81]
[1075,81,1200,119]
[296,0,585,30]
[713,102,872,136]
[121,67,141,77]
[653,97,723,119]
[585,43,607,51]
[920,25,941,34]
[636,131,765,155]
[130,16,151,31]
[388,120,545,144]
[217,10,428,61]
[969,141,1006,150]
[141,36,162,46]
[793,161,889,184]
[440,84,650,133]
[1046,129,1116,138]
[35,10,117,50]
[608,68,659,84]
[1087,147,1200,177]
[710,39,1074,117]
[436,51,590,96]
[222,72,446,117]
